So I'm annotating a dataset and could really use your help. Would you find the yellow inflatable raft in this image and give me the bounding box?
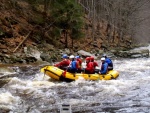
[40,66,119,82]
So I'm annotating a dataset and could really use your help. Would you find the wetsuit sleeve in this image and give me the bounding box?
[54,59,68,67]
[54,61,63,67]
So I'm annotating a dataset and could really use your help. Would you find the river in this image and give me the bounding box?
[0,45,150,113]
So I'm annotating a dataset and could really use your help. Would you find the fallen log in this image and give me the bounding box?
[13,31,31,53]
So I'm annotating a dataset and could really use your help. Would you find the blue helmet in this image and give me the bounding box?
[62,54,68,58]
[75,56,80,59]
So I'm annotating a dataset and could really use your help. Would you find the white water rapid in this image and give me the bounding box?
[0,45,149,113]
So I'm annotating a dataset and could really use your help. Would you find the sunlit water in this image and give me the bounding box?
[0,46,150,113]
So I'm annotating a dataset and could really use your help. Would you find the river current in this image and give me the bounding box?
[0,46,150,113]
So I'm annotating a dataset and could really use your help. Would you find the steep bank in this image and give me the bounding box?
[0,0,144,64]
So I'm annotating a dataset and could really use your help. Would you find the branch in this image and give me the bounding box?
[13,31,32,53]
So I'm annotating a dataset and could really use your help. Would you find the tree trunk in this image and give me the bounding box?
[72,39,74,49]
[65,30,68,48]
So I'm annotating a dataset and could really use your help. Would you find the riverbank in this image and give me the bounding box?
[0,43,149,64]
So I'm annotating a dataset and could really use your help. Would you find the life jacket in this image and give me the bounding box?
[93,61,98,68]
[86,62,94,74]
[100,62,108,74]
[70,60,77,70]
[105,58,113,67]
[76,58,82,69]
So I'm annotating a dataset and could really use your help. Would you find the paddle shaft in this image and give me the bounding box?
[43,66,48,80]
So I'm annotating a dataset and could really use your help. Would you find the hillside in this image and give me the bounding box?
[0,0,133,56]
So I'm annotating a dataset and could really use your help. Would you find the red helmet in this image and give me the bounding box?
[90,56,94,61]
[85,57,91,61]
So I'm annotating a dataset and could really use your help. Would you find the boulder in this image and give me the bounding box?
[129,48,149,58]
[77,50,97,59]
[115,48,149,58]
[0,78,11,88]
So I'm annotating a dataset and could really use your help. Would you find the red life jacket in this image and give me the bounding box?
[86,62,94,74]
[76,58,82,69]
[93,61,98,68]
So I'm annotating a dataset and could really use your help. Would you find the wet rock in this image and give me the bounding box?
[0,78,11,87]
[2,49,8,53]
[0,74,17,79]
[40,53,51,62]
[77,50,97,58]
[24,57,37,63]
[130,49,149,58]
[64,48,71,54]
[114,48,149,58]
[0,107,11,113]
[59,49,71,56]
[45,43,55,51]
[24,46,41,60]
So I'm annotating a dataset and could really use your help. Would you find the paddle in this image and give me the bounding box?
[43,70,46,80]
[43,66,48,80]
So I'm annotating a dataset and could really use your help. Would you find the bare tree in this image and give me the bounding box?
[78,0,150,45]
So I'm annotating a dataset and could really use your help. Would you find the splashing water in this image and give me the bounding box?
[0,46,149,113]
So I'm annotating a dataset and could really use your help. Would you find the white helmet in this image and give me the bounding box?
[69,55,75,59]
[101,57,105,61]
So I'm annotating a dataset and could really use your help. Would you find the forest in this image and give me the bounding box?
[0,0,150,54]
